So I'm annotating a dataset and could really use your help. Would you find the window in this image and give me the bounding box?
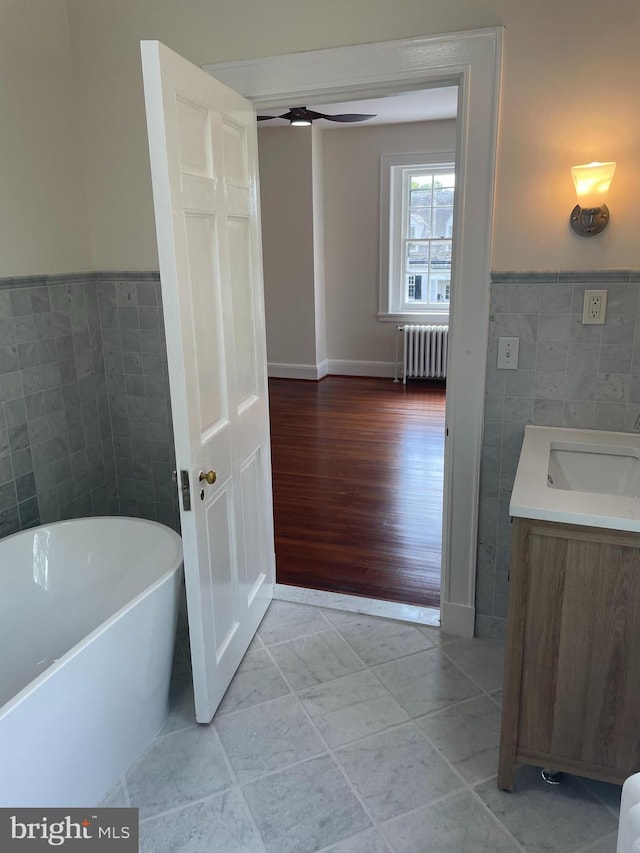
[379,153,455,322]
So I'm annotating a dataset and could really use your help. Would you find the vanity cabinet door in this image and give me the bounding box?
[499,519,640,790]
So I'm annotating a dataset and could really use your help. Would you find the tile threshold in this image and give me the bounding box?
[274,584,440,626]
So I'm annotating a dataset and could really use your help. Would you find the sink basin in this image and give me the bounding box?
[510,426,640,532]
[547,442,640,498]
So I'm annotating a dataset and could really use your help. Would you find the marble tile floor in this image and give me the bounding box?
[103,600,621,853]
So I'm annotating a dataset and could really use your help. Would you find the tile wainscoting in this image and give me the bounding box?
[477,270,640,637]
[5,267,637,643]
[96,273,178,528]
[0,271,178,539]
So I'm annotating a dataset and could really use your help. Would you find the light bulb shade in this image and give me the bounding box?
[571,161,616,209]
[290,118,311,126]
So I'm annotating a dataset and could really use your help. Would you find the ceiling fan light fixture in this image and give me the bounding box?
[257,106,376,126]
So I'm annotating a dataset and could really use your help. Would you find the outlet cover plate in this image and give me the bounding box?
[582,289,607,325]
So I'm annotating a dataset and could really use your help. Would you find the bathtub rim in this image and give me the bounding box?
[0,516,183,723]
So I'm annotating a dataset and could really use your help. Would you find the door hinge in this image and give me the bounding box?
[180,470,192,511]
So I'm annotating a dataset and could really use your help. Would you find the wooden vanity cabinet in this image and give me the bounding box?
[498,517,640,790]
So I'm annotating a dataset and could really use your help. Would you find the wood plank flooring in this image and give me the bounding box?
[268,376,446,608]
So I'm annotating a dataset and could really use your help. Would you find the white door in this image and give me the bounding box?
[141,41,275,723]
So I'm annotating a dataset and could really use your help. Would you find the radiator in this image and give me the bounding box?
[618,773,640,852]
[397,324,448,384]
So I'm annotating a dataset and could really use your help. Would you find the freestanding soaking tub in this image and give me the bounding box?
[0,516,183,807]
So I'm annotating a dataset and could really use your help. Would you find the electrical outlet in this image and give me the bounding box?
[588,295,602,319]
[582,289,607,325]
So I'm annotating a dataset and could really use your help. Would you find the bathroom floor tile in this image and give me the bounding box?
[242,754,370,853]
[321,828,391,852]
[416,694,502,783]
[161,669,197,735]
[335,722,462,822]
[126,725,232,820]
[373,648,481,717]
[320,607,364,626]
[247,632,263,652]
[580,832,618,852]
[100,780,128,808]
[576,777,622,816]
[257,600,329,645]
[214,649,290,717]
[269,628,365,690]
[475,765,618,853]
[139,789,263,853]
[415,624,456,645]
[442,638,505,692]
[215,694,325,784]
[112,604,627,853]
[298,669,409,747]
[490,689,503,707]
[336,615,435,666]
[381,790,520,853]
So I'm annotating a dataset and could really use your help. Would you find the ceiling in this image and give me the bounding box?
[256,86,458,129]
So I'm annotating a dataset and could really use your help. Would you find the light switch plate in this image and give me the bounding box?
[497,336,519,370]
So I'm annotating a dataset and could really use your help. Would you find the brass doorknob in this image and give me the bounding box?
[199,470,217,485]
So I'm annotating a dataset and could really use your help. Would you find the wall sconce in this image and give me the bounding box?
[570,161,616,236]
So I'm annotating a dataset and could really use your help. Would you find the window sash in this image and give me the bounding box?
[379,152,455,321]
[398,165,454,313]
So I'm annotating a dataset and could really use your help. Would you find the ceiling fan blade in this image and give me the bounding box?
[256,108,377,124]
[309,111,377,123]
[326,113,377,122]
[256,109,315,123]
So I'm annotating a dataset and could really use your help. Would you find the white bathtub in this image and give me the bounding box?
[0,516,183,807]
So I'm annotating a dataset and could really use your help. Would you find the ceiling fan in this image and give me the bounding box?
[257,106,376,126]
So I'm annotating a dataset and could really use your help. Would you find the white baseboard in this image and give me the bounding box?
[268,360,396,380]
[440,601,475,638]
[267,362,327,380]
[273,584,440,626]
[326,360,397,378]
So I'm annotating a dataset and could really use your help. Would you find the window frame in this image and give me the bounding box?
[378,151,455,323]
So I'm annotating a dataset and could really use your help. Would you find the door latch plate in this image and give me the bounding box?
[180,470,191,511]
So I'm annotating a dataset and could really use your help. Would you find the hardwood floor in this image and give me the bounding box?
[268,376,446,608]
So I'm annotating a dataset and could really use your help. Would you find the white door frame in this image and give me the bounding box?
[205,28,502,637]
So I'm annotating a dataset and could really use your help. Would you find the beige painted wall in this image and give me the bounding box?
[2,1,637,276]
[311,126,327,368]
[62,0,640,274]
[0,0,91,276]
[258,127,318,367]
[323,120,456,365]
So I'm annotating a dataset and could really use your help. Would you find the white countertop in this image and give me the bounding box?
[509,425,640,532]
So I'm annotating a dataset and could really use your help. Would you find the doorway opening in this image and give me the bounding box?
[257,86,456,611]
[206,29,501,636]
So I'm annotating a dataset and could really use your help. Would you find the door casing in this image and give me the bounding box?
[206,29,503,637]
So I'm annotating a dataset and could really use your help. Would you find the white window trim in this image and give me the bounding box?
[379,152,455,322]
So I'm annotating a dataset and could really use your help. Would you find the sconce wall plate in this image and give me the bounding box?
[570,204,610,237]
